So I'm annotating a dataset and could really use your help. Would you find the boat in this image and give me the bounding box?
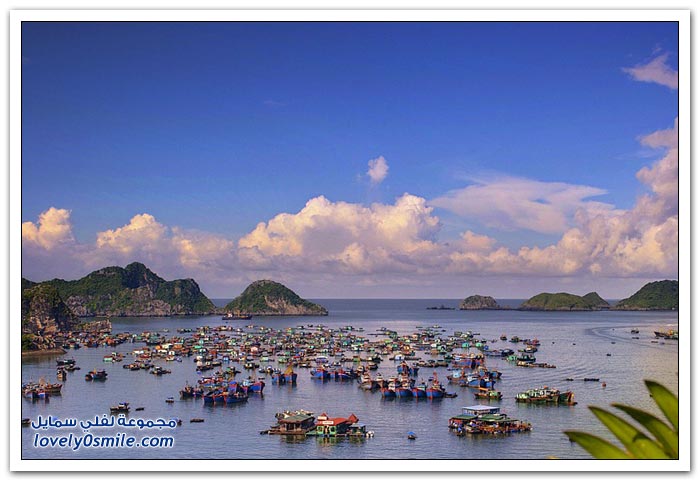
[85,369,108,381]
[110,402,130,413]
[407,431,417,440]
[150,366,171,375]
[264,410,316,435]
[654,329,678,340]
[242,377,265,393]
[180,383,205,398]
[630,328,640,334]
[56,358,76,367]
[515,386,576,405]
[449,405,532,435]
[473,387,503,400]
[310,366,331,380]
[56,369,67,381]
[222,311,253,320]
[283,365,298,384]
[190,418,205,423]
[411,382,427,398]
[165,397,175,403]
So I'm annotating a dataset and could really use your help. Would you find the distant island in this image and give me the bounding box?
[459,295,502,310]
[224,280,328,316]
[457,280,678,311]
[613,280,678,310]
[519,291,610,311]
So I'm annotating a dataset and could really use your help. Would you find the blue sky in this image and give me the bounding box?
[21,22,679,298]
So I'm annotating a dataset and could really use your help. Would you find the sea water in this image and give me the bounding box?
[20,299,679,460]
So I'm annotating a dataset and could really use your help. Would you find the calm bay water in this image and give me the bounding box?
[21,299,679,460]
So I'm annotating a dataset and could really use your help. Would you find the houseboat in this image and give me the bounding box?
[306,413,361,437]
[264,410,316,435]
[449,405,532,435]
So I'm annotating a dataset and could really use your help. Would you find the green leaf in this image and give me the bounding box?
[589,407,669,459]
[564,431,632,459]
[613,404,678,458]
[645,380,678,432]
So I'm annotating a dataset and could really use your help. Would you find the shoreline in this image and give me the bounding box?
[21,348,66,359]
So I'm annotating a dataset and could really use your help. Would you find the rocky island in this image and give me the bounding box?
[459,295,502,310]
[224,280,328,316]
[23,262,216,317]
[22,283,77,353]
[519,292,610,311]
[613,280,679,310]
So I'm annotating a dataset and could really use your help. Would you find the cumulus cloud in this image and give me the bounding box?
[431,176,616,234]
[367,155,389,184]
[623,53,678,90]
[238,193,441,274]
[22,210,237,292]
[445,119,679,278]
[22,207,75,250]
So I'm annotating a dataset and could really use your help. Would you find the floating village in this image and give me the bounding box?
[21,318,680,441]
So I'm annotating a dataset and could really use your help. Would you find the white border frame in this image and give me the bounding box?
[9,8,690,472]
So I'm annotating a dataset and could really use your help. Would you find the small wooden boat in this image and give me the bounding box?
[190,418,205,423]
[110,402,130,413]
[165,397,175,403]
[407,431,417,440]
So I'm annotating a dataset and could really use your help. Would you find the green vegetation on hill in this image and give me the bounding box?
[520,291,609,311]
[37,262,215,316]
[22,278,37,291]
[225,280,328,316]
[615,280,678,310]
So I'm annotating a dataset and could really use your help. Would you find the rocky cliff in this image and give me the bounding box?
[21,284,77,351]
[459,295,501,310]
[224,280,328,316]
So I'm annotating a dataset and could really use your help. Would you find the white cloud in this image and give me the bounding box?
[367,155,389,185]
[623,53,678,90]
[238,193,441,274]
[22,207,75,250]
[431,176,615,234]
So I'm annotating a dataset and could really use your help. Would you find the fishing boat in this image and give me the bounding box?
[270,368,285,384]
[407,431,417,440]
[180,383,204,398]
[110,402,130,413]
[515,387,576,405]
[424,372,446,399]
[242,377,265,393]
[411,382,427,398]
[85,369,108,381]
[473,387,503,400]
[56,368,67,381]
[149,366,172,375]
[310,366,331,380]
[381,379,398,398]
[225,390,249,404]
[654,329,678,340]
[283,365,297,384]
[56,358,76,367]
